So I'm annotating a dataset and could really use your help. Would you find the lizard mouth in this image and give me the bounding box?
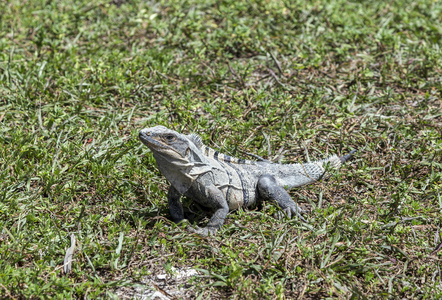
[139,131,169,150]
[139,128,188,159]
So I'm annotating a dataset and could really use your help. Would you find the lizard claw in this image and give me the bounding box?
[187,225,217,236]
[281,205,307,222]
[174,220,218,236]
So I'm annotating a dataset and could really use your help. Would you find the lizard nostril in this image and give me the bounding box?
[139,130,151,138]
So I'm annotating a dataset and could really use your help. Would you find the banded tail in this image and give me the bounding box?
[340,149,357,164]
[275,149,357,189]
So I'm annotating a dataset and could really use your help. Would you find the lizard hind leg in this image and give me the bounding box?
[257,174,306,222]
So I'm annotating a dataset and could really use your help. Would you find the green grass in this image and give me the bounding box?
[0,0,441,298]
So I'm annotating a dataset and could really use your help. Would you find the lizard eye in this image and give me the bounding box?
[164,134,176,142]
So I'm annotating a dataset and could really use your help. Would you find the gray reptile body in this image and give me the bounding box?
[139,125,356,235]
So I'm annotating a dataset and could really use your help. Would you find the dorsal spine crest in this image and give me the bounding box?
[203,146,255,165]
[188,132,256,165]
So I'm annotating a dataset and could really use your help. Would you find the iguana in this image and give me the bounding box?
[139,125,356,235]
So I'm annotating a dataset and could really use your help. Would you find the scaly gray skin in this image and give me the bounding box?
[139,125,356,235]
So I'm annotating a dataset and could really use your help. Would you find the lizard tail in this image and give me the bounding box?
[273,150,357,189]
[340,149,357,164]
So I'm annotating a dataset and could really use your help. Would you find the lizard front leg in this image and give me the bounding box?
[167,186,184,223]
[257,174,306,222]
[189,184,229,236]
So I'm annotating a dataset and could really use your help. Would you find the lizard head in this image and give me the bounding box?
[139,126,212,194]
[139,126,191,159]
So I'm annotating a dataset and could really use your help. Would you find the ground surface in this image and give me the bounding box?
[0,0,441,298]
